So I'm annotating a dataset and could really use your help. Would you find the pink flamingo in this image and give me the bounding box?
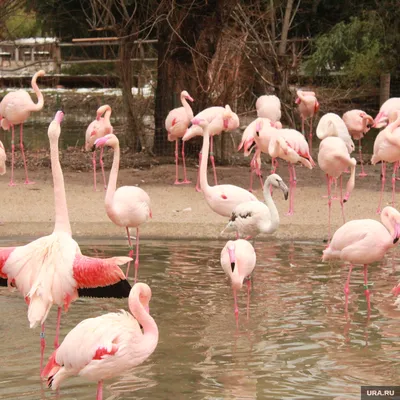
[256,95,283,128]
[371,111,400,214]
[165,90,194,184]
[295,89,320,149]
[222,174,288,239]
[342,110,374,177]
[318,136,357,242]
[373,97,400,129]
[192,105,240,191]
[42,282,158,400]
[267,128,315,215]
[183,117,257,217]
[95,133,152,282]
[85,105,113,191]
[0,70,45,186]
[322,206,400,312]
[0,112,132,372]
[220,239,256,325]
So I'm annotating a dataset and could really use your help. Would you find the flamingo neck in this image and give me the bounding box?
[199,127,211,193]
[104,142,119,216]
[50,136,71,235]
[381,207,396,239]
[129,295,159,352]
[181,95,193,119]
[260,180,280,233]
[30,73,44,112]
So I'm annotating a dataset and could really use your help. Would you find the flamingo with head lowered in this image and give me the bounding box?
[0,69,45,186]
[295,89,319,149]
[0,111,132,372]
[42,282,159,400]
[95,133,152,282]
[183,117,257,218]
[85,105,113,191]
[165,90,194,184]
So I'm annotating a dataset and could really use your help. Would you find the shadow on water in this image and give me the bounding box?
[1,239,400,399]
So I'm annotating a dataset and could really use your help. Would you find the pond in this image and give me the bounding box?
[1,239,400,399]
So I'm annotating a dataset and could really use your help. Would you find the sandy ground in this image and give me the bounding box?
[0,161,392,243]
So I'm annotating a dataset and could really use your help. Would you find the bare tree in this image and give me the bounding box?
[82,0,160,153]
[0,0,26,39]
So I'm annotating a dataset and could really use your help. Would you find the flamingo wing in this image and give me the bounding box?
[73,255,132,298]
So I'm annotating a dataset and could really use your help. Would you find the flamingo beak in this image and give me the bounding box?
[393,223,400,244]
[373,112,387,128]
[223,118,229,129]
[228,245,236,272]
[279,181,289,200]
[295,97,301,105]
[314,100,320,113]
[186,95,194,102]
[54,111,64,124]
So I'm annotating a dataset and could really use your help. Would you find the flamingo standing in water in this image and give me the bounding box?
[183,117,257,217]
[220,239,256,325]
[373,97,400,129]
[0,70,45,186]
[295,89,319,149]
[323,206,400,312]
[85,105,113,191]
[222,174,288,239]
[95,133,152,282]
[165,90,194,184]
[371,111,400,213]
[0,112,132,372]
[342,110,374,177]
[42,282,159,400]
[191,105,240,190]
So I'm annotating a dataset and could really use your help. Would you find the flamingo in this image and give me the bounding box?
[373,97,400,129]
[95,133,152,282]
[318,136,357,243]
[342,110,374,177]
[255,95,283,128]
[222,174,288,239]
[371,111,400,213]
[0,69,45,186]
[295,89,320,149]
[0,111,132,372]
[322,206,400,312]
[220,239,256,325]
[41,282,158,400]
[85,105,113,191]
[165,90,194,185]
[192,105,240,190]
[183,117,257,217]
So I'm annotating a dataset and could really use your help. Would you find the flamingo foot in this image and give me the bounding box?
[24,179,35,185]
[8,181,17,187]
[181,179,191,184]
[195,186,202,192]
[174,180,184,185]
[376,208,382,215]
[285,210,294,216]
[358,172,368,177]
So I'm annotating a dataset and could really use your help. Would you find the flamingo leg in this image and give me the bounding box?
[92,150,97,191]
[99,147,107,190]
[248,156,255,192]
[339,174,345,224]
[233,288,239,327]
[195,152,202,192]
[246,278,251,320]
[358,139,367,177]
[9,124,16,186]
[308,118,313,150]
[40,323,46,374]
[327,175,332,243]
[181,140,191,184]
[344,264,353,314]
[209,136,218,185]
[96,380,103,400]
[377,162,386,214]
[20,124,34,184]
[54,306,62,349]
[134,227,140,283]
[174,140,181,185]
[286,164,296,215]
[125,227,134,279]
[301,118,305,136]
[392,162,398,207]
[363,264,371,312]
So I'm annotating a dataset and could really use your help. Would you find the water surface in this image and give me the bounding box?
[1,239,400,400]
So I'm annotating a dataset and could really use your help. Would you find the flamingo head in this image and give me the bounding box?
[94,133,118,148]
[47,111,64,140]
[130,282,152,314]
[227,242,236,270]
[373,111,388,129]
[295,97,301,105]
[266,173,289,200]
[96,104,111,121]
[361,113,374,131]
[182,90,194,102]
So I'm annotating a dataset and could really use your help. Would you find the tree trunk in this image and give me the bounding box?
[379,73,391,106]
[278,0,294,56]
